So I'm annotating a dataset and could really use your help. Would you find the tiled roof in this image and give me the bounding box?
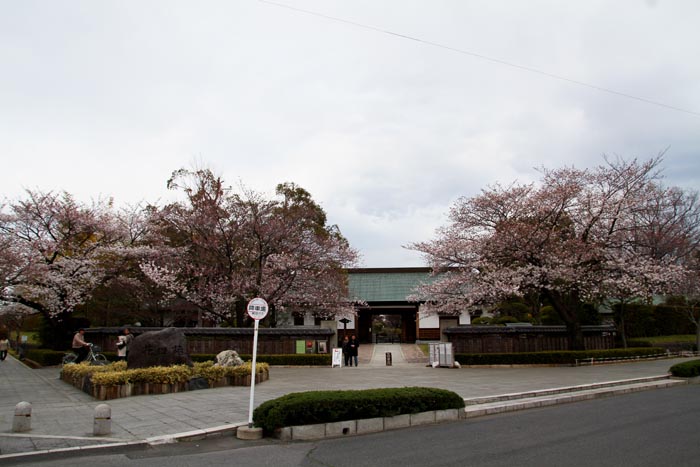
[348,268,434,302]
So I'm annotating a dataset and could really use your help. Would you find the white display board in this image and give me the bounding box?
[331,348,343,367]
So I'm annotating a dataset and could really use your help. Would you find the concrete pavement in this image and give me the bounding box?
[0,344,696,461]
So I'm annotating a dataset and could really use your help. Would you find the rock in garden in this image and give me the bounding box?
[215,349,244,367]
[127,327,193,368]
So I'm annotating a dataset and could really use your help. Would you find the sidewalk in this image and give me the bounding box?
[0,346,695,460]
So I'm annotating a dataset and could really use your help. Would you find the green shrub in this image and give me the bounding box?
[24,349,65,366]
[66,361,269,387]
[493,315,519,325]
[253,387,465,433]
[471,317,494,325]
[626,339,653,347]
[539,306,563,325]
[454,348,666,366]
[191,353,331,366]
[669,360,700,378]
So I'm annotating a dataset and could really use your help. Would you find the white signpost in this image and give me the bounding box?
[246,297,269,428]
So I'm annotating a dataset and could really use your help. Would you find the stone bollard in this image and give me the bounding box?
[93,404,111,436]
[13,401,32,432]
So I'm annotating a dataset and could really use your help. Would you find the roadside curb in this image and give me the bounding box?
[0,422,248,463]
[463,375,688,418]
[0,440,148,464]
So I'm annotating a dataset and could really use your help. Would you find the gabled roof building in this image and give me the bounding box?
[340,267,471,343]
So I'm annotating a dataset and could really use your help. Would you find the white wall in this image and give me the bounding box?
[418,308,440,328]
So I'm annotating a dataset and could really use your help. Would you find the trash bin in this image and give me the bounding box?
[385,352,392,366]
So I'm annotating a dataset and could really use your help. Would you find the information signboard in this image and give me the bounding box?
[331,348,343,367]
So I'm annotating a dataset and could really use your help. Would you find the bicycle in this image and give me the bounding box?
[62,343,108,366]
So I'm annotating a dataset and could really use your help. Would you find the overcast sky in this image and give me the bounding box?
[1,0,698,267]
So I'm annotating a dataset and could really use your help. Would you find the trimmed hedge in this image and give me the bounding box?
[669,359,700,378]
[191,353,331,366]
[62,360,269,386]
[21,350,330,368]
[253,387,465,433]
[454,348,666,366]
[25,349,66,366]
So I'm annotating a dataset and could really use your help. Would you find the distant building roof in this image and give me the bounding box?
[348,267,434,302]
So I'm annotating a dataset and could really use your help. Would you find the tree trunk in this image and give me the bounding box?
[235,301,246,327]
[619,303,628,349]
[565,320,585,350]
[545,289,585,350]
[269,303,277,328]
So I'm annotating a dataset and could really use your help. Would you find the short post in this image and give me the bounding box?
[386,352,392,366]
[93,404,111,436]
[13,401,32,432]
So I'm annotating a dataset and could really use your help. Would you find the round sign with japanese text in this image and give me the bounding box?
[246,297,269,321]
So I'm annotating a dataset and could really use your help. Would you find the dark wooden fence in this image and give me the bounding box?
[85,327,334,355]
[444,325,616,353]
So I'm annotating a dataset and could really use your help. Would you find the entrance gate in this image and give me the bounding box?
[356,306,417,344]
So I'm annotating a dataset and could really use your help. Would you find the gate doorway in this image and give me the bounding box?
[356,306,417,344]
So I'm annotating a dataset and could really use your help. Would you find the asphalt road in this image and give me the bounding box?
[11,384,700,467]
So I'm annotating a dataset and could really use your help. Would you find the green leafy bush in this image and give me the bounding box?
[63,360,269,387]
[191,353,331,366]
[669,360,700,378]
[24,349,65,366]
[626,339,653,347]
[454,348,666,365]
[470,317,494,325]
[253,387,465,433]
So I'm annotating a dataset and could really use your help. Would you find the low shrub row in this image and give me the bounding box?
[454,348,667,366]
[24,349,65,366]
[61,360,269,386]
[22,350,331,368]
[253,387,465,433]
[626,339,697,352]
[669,359,700,378]
[191,353,331,366]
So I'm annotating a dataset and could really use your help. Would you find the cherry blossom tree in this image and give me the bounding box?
[668,256,700,351]
[142,168,359,326]
[409,156,698,349]
[0,191,144,347]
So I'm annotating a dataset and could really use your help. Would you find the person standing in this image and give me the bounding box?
[341,335,351,367]
[116,334,127,360]
[349,335,360,367]
[117,327,134,361]
[72,329,90,363]
[0,336,10,361]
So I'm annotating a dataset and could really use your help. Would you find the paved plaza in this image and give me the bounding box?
[0,343,694,460]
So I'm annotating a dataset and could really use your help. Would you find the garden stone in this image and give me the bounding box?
[215,350,244,367]
[127,327,192,368]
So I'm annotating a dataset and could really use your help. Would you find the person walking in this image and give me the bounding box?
[349,335,360,367]
[0,336,10,361]
[72,329,90,363]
